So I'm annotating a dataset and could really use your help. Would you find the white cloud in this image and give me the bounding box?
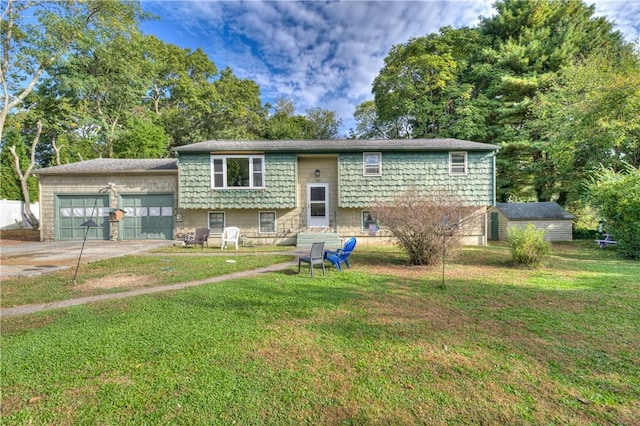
[592,0,640,43]
[144,0,638,135]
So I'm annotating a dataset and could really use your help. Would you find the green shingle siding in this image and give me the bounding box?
[179,153,297,209]
[178,151,495,210]
[338,152,494,207]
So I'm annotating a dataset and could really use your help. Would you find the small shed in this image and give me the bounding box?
[489,202,574,241]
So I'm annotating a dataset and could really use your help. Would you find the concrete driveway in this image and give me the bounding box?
[0,240,175,278]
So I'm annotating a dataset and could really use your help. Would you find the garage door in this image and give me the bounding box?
[121,194,174,240]
[56,195,110,240]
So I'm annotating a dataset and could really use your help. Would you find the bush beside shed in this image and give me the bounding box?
[489,202,574,242]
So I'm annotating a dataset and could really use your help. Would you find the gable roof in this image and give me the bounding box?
[35,158,178,175]
[495,202,574,220]
[174,138,500,153]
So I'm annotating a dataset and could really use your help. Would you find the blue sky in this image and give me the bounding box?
[140,0,640,136]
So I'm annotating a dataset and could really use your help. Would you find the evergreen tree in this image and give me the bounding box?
[474,0,628,201]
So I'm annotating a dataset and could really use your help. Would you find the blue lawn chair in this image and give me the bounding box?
[324,237,357,272]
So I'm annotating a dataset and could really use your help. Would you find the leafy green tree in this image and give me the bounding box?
[264,99,307,140]
[304,107,342,139]
[1,0,144,224]
[529,50,640,205]
[114,116,169,159]
[263,100,342,140]
[350,100,398,139]
[474,0,628,201]
[0,127,37,200]
[207,68,266,140]
[588,164,640,259]
[372,27,480,139]
[0,0,145,143]
[144,37,220,147]
[18,79,81,166]
[49,33,153,158]
[369,0,629,203]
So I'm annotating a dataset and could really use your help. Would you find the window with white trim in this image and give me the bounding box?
[211,155,265,189]
[208,211,225,234]
[259,211,277,234]
[449,152,467,175]
[363,152,382,176]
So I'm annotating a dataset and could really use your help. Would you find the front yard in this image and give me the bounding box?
[1,243,638,424]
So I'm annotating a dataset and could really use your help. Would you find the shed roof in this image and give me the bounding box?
[36,158,178,175]
[495,202,574,220]
[173,138,500,153]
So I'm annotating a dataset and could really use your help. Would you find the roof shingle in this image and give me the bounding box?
[496,202,574,220]
[174,138,500,153]
[36,158,177,175]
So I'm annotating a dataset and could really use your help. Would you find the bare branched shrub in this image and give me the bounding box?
[374,188,480,266]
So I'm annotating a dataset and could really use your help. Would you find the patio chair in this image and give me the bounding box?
[298,241,326,277]
[184,228,210,248]
[324,237,357,272]
[221,226,240,250]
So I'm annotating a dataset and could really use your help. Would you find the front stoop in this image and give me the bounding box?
[296,231,342,250]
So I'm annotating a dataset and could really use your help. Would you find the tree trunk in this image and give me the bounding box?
[8,121,42,229]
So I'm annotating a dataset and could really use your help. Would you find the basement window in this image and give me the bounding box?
[259,211,277,234]
[208,211,225,234]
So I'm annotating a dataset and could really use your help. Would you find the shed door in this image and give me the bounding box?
[121,194,174,240]
[490,212,499,241]
[56,195,110,240]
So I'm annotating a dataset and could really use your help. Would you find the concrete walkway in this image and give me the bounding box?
[1,259,298,318]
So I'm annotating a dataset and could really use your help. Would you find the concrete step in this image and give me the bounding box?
[296,232,342,250]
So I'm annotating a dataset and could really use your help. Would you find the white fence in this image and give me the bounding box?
[0,199,39,229]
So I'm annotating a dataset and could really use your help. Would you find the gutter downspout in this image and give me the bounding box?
[487,149,499,246]
[492,149,498,207]
[38,180,43,241]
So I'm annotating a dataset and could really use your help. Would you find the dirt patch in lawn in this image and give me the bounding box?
[75,273,155,292]
[0,229,40,245]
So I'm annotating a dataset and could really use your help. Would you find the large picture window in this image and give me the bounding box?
[211,155,265,189]
[449,152,467,175]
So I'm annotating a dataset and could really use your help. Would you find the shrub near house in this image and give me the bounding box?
[507,224,550,267]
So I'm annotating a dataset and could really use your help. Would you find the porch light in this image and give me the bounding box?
[315,169,320,177]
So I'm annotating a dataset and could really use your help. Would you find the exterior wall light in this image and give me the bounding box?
[315,169,320,177]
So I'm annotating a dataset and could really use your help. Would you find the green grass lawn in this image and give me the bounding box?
[1,243,638,424]
[1,253,296,307]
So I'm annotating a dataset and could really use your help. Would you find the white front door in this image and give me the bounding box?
[307,183,329,227]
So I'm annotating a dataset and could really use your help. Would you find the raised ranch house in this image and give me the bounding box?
[36,139,500,246]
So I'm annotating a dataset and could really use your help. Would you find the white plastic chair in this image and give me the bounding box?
[221,226,240,250]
